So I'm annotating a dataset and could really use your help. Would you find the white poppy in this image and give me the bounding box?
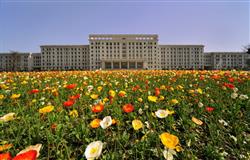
[83,76,88,80]
[100,116,112,129]
[230,135,237,142]
[138,108,143,115]
[231,92,238,99]
[233,87,238,93]
[198,102,204,108]
[84,141,103,160]
[87,85,94,92]
[163,149,176,160]
[239,94,248,100]
[155,109,168,118]
[218,119,228,126]
[0,113,15,122]
[145,121,151,129]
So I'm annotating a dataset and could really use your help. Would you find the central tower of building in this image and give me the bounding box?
[89,34,160,70]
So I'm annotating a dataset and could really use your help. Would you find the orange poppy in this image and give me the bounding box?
[91,104,104,113]
[122,104,134,113]
[0,152,12,160]
[155,88,160,96]
[90,119,101,128]
[0,144,13,152]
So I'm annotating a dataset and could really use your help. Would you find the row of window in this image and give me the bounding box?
[42,48,88,51]
[42,52,88,54]
[89,37,155,41]
[91,42,157,45]
[161,48,202,51]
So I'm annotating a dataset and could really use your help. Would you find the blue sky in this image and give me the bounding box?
[0,0,249,52]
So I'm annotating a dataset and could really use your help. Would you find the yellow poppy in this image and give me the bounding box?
[109,90,116,97]
[0,94,4,100]
[10,94,21,99]
[97,86,103,92]
[160,132,179,149]
[166,109,175,115]
[69,109,78,117]
[137,98,143,102]
[148,96,158,102]
[132,119,143,130]
[192,117,203,125]
[169,99,179,105]
[90,94,99,100]
[39,105,54,114]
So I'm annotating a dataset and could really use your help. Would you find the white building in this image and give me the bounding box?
[160,45,204,70]
[204,52,249,70]
[40,45,89,70]
[30,53,41,70]
[89,34,160,70]
[1,34,249,71]
[0,52,34,71]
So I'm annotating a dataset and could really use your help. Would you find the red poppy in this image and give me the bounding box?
[228,77,234,83]
[51,123,57,130]
[12,150,37,160]
[66,84,77,89]
[29,89,39,94]
[0,152,12,160]
[122,104,134,113]
[155,88,160,96]
[237,78,243,83]
[223,83,235,89]
[224,72,230,77]
[63,100,74,107]
[132,85,140,92]
[109,96,113,104]
[69,94,81,100]
[206,106,215,112]
[91,104,104,113]
[199,75,205,80]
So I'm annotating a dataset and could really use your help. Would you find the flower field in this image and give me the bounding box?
[0,70,249,160]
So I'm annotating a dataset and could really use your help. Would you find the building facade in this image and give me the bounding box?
[40,45,89,70]
[0,34,249,71]
[160,45,204,69]
[31,53,41,70]
[89,34,160,70]
[0,52,34,71]
[204,52,250,70]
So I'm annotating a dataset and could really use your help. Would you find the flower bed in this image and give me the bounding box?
[0,70,249,159]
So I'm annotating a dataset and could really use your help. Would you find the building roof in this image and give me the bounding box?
[40,45,89,47]
[159,44,204,47]
[89,34,158,37]
[204,52,245,54]
[0,52,31,55]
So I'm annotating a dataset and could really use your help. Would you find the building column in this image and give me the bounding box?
[127,62,129,69]
[135,62,137,69]
[101,61,105,69]
[119,62,121,69]
[111,62,114,69]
